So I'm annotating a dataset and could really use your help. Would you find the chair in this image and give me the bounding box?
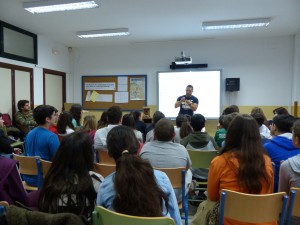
[187,149,218,203]
[36,159,52,187]
[219,189,288,225]
[286,187,300,225]
[40,159,52,178]
[155,167,188,225]
[0,126,25,153]
[12,153,40,190]
[187,149,218,169]
[92,206,175,225]
[93,163,116,178]
[98,150,115,165]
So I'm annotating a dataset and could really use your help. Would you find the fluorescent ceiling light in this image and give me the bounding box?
[23,0,100,14]
[77,28,130,38]
[202,18,271,30]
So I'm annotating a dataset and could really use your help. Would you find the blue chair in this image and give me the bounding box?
[219,189,288,225]
[155,167,188,225]
[286,188,299,225]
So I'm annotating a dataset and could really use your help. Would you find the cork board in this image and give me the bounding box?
[82,75,147,110]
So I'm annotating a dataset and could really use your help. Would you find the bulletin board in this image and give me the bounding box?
[82,75,147,110]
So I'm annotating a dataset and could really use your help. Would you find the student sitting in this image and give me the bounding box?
[0,157,38,207]
[39,131,103,219]
[0,114,22,156]
[279,119,300,225]
[56,112,75,142]
[122,113,143,143]
[97,126,181,225]
[83,115,97,143]
[69,104,83,129]
[192,114,274,225]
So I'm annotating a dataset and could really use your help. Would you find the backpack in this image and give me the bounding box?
[2,114,12,127]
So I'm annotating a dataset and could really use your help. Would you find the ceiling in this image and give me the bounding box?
[0,0,300,48]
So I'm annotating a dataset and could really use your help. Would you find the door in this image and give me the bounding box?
[43,69,66,113]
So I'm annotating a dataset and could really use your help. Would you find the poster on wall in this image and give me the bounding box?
[130,77,145,100]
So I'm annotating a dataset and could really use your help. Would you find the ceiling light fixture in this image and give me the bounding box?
[202,18,271,30]
[76,28,130,38]
[23,0,100,14]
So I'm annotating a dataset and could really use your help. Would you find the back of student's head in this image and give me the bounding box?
[176,114,188,127]
[33,105,56,125]
[273,115,296,133]
[69,104,82,125]
[17,100,29,111]
[223,112,239,130]
[292,119,300,140]
[222,105,239,115]
[154,118,174,142]
[251,107,267,119]
[190,114,205,131]
[107,126,168,216]
[180,121,193,139]
[152,111,165,124]
[218,115,224,127]
[251,112,265,127]
[222,114,271,194]
[83,115,97,132]
[98,111,108,129]
[131,111,141,122]
[122,114,136,129]
[107,106,122,124]
[39,131,95,214]
[273,107,289,116]
[57,112,74,134]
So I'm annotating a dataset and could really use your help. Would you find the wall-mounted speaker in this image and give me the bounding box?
[225,78,240,92]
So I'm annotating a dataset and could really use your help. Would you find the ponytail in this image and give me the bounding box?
[113,152,169,217]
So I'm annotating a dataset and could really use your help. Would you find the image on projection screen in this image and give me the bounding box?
[158,71,221,119]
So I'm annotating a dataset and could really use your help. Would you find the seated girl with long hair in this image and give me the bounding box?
[83,115,97,143]
[206,114,274,225]
[39,131,103,218]
[96,126,181,225]
[57,112,75,137]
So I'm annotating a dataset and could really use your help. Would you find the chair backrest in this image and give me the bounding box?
[154,167,185,189]
[187,149,218,168]
[98,150,115,165]
[2,113,12,127]
[219,189,288,225]
[285,187,300,225]
[13,153,40,175]
[92,206,175,225]
[93,163,116,178]
[40,159,52,178]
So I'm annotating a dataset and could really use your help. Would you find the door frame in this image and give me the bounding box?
[43,68,66,110]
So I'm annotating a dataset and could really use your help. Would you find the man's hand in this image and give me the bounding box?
[13,148,22,154]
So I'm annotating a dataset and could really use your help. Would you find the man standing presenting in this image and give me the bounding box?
[175,85,198,116]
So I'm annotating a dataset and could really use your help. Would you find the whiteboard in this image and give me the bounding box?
[157,71,221,119]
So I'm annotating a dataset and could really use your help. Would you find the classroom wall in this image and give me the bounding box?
[1,33,300,120]
[72,35,299,117]
[0,35,73,105]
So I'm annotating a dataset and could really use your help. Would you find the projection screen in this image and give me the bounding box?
[157,70,221,119]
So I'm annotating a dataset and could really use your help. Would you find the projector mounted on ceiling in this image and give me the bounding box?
[174,51,192,65]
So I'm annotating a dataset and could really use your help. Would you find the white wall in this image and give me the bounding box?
[0,35,73,105]
[2,34,299,111]
[73,35,296,108]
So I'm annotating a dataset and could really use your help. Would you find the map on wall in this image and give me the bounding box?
[130,77,145,100]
